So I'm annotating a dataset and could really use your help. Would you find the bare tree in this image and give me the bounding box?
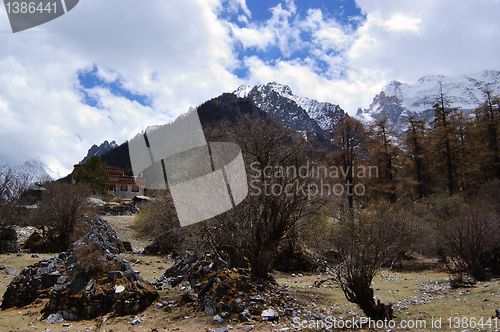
[430,83,459,196]
[442,203,499,281]
[35,182,93,250]
[203,115,325,279]
[329,204,418,320]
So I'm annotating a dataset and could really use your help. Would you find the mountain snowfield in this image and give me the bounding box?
[0,159,59,198]
[357,70,500,126]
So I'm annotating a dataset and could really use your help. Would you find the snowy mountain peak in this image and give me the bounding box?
[358,70,500,127]
[0,159,55,199]
[233,82,345,137]
[263,82,294,96]
[234,84,252,98]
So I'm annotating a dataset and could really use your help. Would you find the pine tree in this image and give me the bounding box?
[72,155,110,195]
[402,115,429,199]
[329,115,366,209]
[366,118,399,203]
[430,83,459,196]
[474,89,500,180]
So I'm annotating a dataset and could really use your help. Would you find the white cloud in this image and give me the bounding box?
[228,1,304,58]
[383,13,421,32]
[0,0,241,174]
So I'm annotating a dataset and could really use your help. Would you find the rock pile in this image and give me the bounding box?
[72,216,127,253]
[1,250,158,320]
[1,216,157,320]
[23,216,131,253]
[154,252,303,322]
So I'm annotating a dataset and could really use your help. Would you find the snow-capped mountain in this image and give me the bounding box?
[0,160,57,199]
[234,82,345,137]
[80,140,118,164]
[357,70,500,127]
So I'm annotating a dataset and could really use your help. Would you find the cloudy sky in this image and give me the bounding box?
[0,0,499,176]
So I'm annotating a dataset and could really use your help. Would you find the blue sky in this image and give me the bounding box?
[0,0,499,175]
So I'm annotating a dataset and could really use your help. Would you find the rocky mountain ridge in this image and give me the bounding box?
[357,70,500,126]
[79,140,118,164]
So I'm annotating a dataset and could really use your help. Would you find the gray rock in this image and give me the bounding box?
[214,314,224,323]
[85,279,95,291]
[6,268,17,275]
[56,275,67,284]
[61,310,77,320]
[261,308,279,321]
[46,312,63,323]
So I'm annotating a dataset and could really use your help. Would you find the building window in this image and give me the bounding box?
[121,183,128,191]
[108,185,115,192]
[132,185,139,192]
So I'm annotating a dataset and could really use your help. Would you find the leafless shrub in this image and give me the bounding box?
[442,204,499,281]
[34,182,94,251]
[332,203,419,320]
[133,193,197,255]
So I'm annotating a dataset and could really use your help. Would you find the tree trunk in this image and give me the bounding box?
[349,283,393,321]
[251,248,273,280]
[469,259,487,281]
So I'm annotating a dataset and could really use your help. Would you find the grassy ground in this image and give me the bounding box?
[1,215,500,331]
